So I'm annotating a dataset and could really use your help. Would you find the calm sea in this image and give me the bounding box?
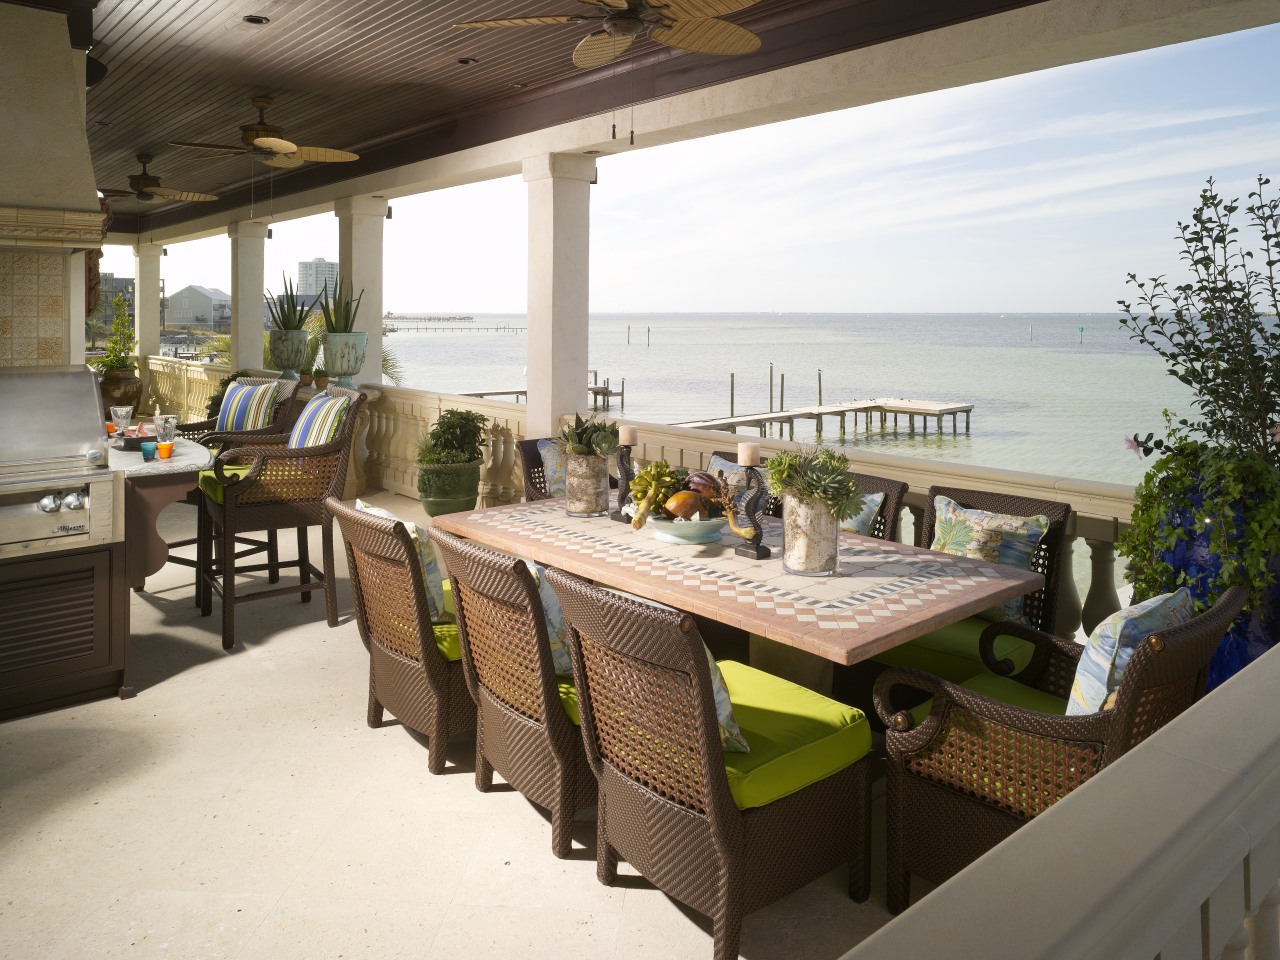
[387,312,1193,487]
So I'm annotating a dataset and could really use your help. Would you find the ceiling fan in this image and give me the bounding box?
[168,96,359,169]
[456,0,762,69]
[98,154,219,204]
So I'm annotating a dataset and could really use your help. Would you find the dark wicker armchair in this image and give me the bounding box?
[196,386,365,649]
[873,584,1248,914]
[328,498,475,774]
[546,567,873,960]
[428,529,596,857]
[516,437,618,502]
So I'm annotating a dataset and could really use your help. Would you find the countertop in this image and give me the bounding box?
[109,437,213,478]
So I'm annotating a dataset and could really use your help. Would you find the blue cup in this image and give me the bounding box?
[140,441,157,462]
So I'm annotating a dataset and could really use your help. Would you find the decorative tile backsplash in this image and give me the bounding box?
[0,250,67,367]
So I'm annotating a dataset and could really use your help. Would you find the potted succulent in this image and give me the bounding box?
[265,275,314,381]
[1118,175,1280,687]
[557,413,619,517]
[417,408,490,516]
[319,277,366,389]
[89,292,143,416]
[765,447,863,575]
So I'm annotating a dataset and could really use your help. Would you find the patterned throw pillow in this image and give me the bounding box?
[1067,588,1194,715]
[288,394,350,449]
[215,381,280,433]
[354,499,447,622]
[536,438,567,498]
[930,495,1050,624]
[840,491,886,537]
[706,454,750,516]
[525,561,574,676]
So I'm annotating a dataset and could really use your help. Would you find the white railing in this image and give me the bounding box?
[143,355,238,422]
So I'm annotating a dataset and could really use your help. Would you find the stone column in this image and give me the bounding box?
[335,196,387,387]
[523,153,595,438]
[228,221,269,372]
[133,241,163,362]
[67,251,86,365]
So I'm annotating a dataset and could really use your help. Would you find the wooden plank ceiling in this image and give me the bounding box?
[78,0,1048,234]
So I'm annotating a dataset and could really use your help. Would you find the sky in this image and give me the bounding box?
[99,21,1280,314]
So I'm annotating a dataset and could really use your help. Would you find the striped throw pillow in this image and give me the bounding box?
[215,381,280,432]
[288,394,350,448]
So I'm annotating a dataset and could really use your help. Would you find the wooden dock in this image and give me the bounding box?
[678,397,972,439]
[461,378,625,411]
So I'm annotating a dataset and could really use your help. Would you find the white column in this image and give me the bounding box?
[67,251,86,365]
[335,196,387,386]
[228,221,269,372]
[523,153,595,438]
[133,241,163,362]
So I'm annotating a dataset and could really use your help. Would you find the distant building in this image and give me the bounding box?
[89,273,134,323]
[298,257,338,297]
[167,284,231,325]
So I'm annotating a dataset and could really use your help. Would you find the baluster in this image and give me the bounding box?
[478,423,503,507]
[1225,923,1251,960]
[1248,881,1280,960]
[1082,537,1123,634]
[1054,532,1083,639]
[905,503,924,548]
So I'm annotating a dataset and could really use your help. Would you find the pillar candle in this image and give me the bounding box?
[618,425,638,446]
[738,441,760,466]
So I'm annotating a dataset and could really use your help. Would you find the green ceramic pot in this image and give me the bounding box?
[418,458,482,516]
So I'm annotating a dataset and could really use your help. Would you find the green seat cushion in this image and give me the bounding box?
[441,579,453,617]
[909,669,1067,726]
[557,675,580,726]
[198,464,253,504]
[875,616,1036,684]
[718,660,872,811]
[432,619,461,662]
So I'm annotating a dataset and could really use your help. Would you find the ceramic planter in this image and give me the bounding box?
[98,368,142,419]
[324,331,367,389]
[418,458,482,517]
[781,492,840,576]
[565,454,609,517]
[268,329,308,381]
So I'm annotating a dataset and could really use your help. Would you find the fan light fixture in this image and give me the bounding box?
[243,15,270,25]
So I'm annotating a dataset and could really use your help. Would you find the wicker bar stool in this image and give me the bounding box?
[874,584,1247,914]
[429,529,596,857]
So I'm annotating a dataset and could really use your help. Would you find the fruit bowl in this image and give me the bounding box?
[646,516,728,545]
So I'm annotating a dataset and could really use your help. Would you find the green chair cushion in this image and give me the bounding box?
[874,615,1036,684]
[909,669,1068,726]
[718,660,872,811]
[432,619,461,662]
[441,579,453,617]
[198,464,253,504]
[557,675,580,726]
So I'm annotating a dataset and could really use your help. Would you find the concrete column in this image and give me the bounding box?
[133,241,163,362]
[228,221,269,372]
[523,153,595,438]
[335,196,387,386]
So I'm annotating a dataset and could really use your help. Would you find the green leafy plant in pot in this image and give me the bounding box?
[765,447,863,576]
[89,292,143,417]
[319,277,366,389]
[265,275,314,381]
[417,409,489,516]
[1118,175,1280,687]
[556,413,619,517]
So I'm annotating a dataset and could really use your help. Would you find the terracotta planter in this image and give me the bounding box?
[418,458,482,517]
[312,375,329,390]
[323,332,367,390]
[565,454,609,517]
[98,367,143,419]
[781,492,840,576]
[268,329,308,381]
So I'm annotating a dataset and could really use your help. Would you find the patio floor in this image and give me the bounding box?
[1,491,895,960]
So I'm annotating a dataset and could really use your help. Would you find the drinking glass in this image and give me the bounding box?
[154,414,178,444]
[110,405,133,437]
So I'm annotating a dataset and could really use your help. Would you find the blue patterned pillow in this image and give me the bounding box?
[930,495,1050,624]
[1067,589,1194,715]
[216,381,280,432]
[706,454,751,515]
[288,394,350,448]
[525,561,574,676]
[840,491,886,537]
[536,438,567,497]
[354,499,447,622]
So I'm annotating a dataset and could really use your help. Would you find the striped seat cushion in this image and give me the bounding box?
[288,394,350,448]
[215,381,280,433]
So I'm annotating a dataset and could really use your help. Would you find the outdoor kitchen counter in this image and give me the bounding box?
[111,438,212,590]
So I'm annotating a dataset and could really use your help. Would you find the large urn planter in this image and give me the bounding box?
[268,329,309,381]
[781,492,840,576]
[98,368,143,419]
[324,332,368,390]
[418,459,482,517]
[565,453,610,517]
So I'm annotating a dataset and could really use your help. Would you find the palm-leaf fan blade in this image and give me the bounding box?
[581,0,628,8]
[653,0,759,18]
[253,136,298,154]
[573,30,635,68]
[293,146,358,162]
[456,15,584,27]
[148,186,219,201]
[650,17,760,55]
[261,154,305,169]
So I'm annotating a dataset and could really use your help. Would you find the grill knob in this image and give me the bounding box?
[38,494,62,513]
[62,492,85,510]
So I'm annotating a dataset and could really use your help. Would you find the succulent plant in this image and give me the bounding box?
[765,447,863,522]
[629,460,687,529]
[556,413,619,457]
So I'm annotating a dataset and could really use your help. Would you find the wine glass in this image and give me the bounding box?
[110,405,133,438]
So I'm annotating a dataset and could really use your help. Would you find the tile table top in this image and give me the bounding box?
[432,500,1045,667]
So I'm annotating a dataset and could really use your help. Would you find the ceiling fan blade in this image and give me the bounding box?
[646,0,757,18]
[254,136,298,154]
[455,16,584,28]
[169,140,245,154]
[293,145,359,163]
[581,0,629,8]
[260,154,306,169]
[650,17,759,54]
[573,30,634,69]
[137,192,167,204]
[98,188,133,197]
[148,186,219,202]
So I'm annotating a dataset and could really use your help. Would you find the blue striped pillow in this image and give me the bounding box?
[215,382,280,432]
[288,394,350,448]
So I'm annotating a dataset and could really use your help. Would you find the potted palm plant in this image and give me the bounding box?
[766,447,863,576]
[319,277,365,389]
[1118,175,1280,688]
[89,292,142,416]
[265,275,313,381]
[417,409,490,516]
[557,414,619,517]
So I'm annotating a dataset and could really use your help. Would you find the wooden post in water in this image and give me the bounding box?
[647,326,651,347]
[768,362,775,437]
[627,324,631,344]
[620,379,625,411]
[730,372,735,417]
[817,368,823,406]
[779,373,785,415]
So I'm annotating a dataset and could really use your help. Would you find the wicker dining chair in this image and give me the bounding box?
[196,386,365,649]
[428,529,596,857]
[328,498,476,774]
[546,567,874,960]
[516,437,619,502]
[873,584,1248,914]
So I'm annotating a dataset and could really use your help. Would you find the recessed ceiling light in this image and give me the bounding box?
[511,82,527,89]
[243,15,270,25]
[457,57,478,65]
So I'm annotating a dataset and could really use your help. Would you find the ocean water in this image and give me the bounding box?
[387,312,1194,487]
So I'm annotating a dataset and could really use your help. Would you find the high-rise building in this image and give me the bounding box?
[297,257,338,297]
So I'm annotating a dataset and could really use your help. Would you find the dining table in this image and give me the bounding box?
[431,499,1045,691]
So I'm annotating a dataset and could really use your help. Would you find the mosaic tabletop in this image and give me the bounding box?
[433,500,1044,667]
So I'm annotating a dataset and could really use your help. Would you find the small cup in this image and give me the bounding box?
[110,405,134,437]
[157,441,174,459]
[140,441,157,462]
[154,414,178,444]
